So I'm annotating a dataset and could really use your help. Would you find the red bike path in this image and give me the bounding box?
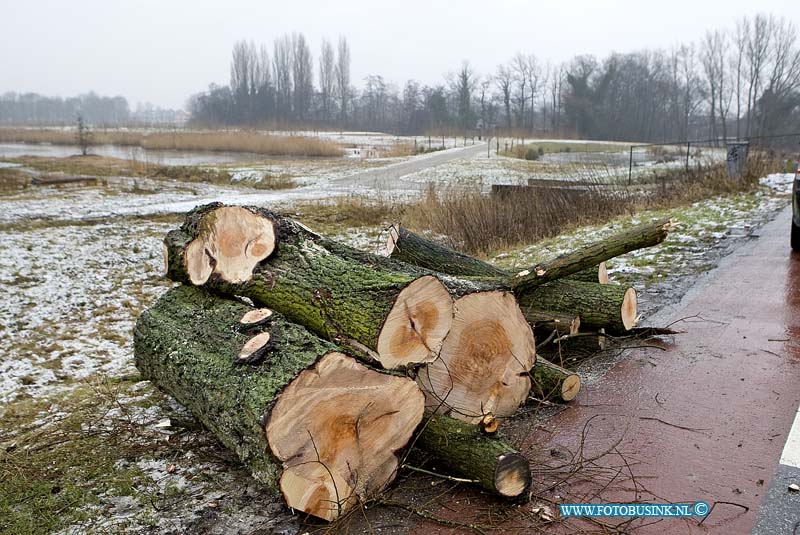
[525,205,800,533]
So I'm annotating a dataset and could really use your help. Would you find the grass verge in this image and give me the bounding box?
[0,380,151,535]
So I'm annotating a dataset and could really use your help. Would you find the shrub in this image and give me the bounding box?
[524,148,539,161]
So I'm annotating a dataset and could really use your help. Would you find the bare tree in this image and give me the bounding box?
[754,16,800,135]
[549,63,565,131]
[319,39,336,122]
[449,61,476,130]
[526,55,541,131]
[273,35,293,120]
[494,64,513,130]
[335,36,351,126]
[291,33,313,121]
[512,53,530,129]
[745,14,771,136]
[701,30,725,142]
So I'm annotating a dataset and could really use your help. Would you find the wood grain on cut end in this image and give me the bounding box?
[385,224,400,256]
[621,287,638,330]
[598,262,609,284]
[161,242,169,277]
[240,308,274,327]
[185,238,213,285]
[184,206,276,285]
[561,374,581,402]
[417,291,535,423]
[237,332,271,364]
[376,275,453,369]
[265,352,425,521]
[495,453,532,497]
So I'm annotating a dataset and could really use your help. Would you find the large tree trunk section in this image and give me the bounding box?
[530,358,581,403]
[509,219,673,294]
[415,412,531,497]
[164,204,454,370]
[518,279,637,333]
[386,225,507,278]
[133,285,425,521]
[417,291,536,423]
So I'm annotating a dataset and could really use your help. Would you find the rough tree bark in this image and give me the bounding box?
[386,222,670,291]
[530,358,581,403]
[164,204,536,424]
[133,285,425,521]
[518,279,637,333]
[519,279,638,334]
[135,285,532,514]
[509,219,673,293]
[164,203,454,370]
[415,412,532,497]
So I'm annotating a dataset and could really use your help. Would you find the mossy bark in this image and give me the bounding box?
[518,279,634,333]
[133,284,340,494]
[415,412,531,497]
[387,225,507,278]
[564,266,603,283]
[530,358,581,403]
[164,205,499,358]
[509,219,672,294]
[164,205,428,355]
[136,285,533,499]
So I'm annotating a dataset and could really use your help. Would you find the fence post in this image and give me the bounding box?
[685,141,691,170]
[628,146,634,184]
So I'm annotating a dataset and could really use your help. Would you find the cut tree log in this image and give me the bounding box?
[133,285,425,521]
[164,203,454,370]
[386,225,507,278]
[417,290,536,423]
[239,308,274,328]
[164,204,536,424]
[530,359,581,403]
[509,219,673,294]
[415,412,531,497]
[385,222,670,292]
[518,279,637,333]
[134,285,532,512]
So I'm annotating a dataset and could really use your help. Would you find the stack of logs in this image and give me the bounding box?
[134,202,673,521]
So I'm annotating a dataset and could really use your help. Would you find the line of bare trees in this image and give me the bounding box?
[188,16,800,141]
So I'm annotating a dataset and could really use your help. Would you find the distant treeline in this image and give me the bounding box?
[0,92,185,126]
[189,14,800,142]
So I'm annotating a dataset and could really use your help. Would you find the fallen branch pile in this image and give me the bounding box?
[134,202,674,521]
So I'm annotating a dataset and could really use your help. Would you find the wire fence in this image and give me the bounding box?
[628,133,800,183]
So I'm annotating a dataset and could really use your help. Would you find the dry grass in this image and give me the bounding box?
[290,195,401,233]
[3,155,235,185]
[0,128,343,157]
[380,143,416,158]
[141,132,343,157]
[0,128,142,146]
[402,152,782,256]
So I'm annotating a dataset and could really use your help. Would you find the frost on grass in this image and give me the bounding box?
[0,219,175,403]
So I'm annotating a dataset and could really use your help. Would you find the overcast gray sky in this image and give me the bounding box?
[1,0,797,109]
